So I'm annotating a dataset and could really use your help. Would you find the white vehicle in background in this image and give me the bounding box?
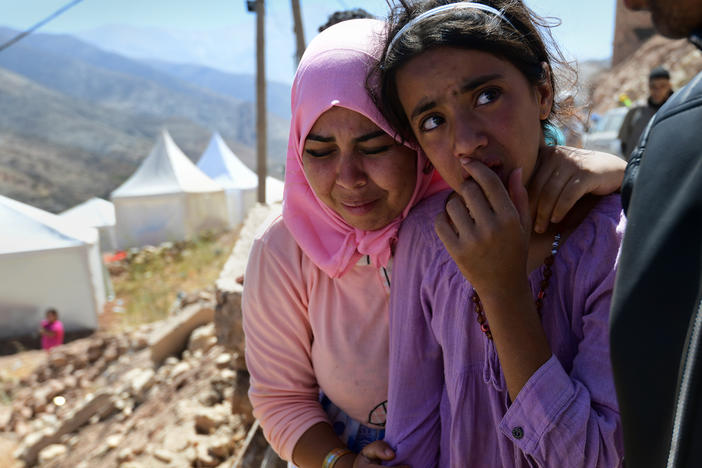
[582,107,629,158]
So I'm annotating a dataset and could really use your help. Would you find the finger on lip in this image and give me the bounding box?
[460,158,501,181]
[459,157,477,168]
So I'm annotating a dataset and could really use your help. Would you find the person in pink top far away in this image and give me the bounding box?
[39,308,64,351]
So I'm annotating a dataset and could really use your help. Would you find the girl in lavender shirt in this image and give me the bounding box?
[374,1,625,466]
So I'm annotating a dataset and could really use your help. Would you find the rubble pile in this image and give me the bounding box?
[0,306,254,468]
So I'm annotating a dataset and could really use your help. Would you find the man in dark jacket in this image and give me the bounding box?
[617,67,673,159]
[609,0,702,467]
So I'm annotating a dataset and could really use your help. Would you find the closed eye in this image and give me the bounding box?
[305,148,334,158]
[361,145,391,155]
[419,115,444,132]
[476,87,501,107]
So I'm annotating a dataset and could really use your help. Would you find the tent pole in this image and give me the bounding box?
[291,0,306,64]
[255,0,267,203]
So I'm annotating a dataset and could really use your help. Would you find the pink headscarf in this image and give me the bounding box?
[282,19,447,278]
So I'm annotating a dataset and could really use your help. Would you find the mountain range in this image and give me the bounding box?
[0,26,291,213]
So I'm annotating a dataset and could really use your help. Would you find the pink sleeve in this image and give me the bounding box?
[242,225,329,461]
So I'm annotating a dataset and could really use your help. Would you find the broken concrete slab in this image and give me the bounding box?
[149,303,215,365]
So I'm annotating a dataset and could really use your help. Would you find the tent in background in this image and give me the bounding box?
[265,175,285,204]
[111,130,228,249]
[0,195,104,339]
[60,197,117,252]
[197,132,284,227]
[196,132,258,227]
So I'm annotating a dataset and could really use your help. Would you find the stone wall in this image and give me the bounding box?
[214,203,282,367]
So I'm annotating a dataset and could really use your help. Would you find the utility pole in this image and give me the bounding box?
[247,0,267,203]
[290,0,306,63]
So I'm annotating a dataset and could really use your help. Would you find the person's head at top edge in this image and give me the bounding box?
[45,308,58,323]
[283,18,444,278]
[318,8,375,32]
[376,0,565,196]
[623,0,702,39]
[648,66,672,105]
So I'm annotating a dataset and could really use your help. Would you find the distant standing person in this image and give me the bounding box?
[39,308,64,351]
[617,66,673,159]
[609,0,702,467]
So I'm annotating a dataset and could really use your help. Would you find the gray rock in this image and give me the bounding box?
[16,391,116,466]
[194,405,230,435]
[37,443,67,464]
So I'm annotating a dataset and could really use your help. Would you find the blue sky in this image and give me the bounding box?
[0,0,616,82]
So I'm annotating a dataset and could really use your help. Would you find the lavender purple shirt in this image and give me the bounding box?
[385,192,625,467]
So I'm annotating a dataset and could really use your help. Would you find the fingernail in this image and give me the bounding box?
[459,157,473,167]
[385,449,394,457]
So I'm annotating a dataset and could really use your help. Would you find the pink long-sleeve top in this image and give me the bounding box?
[242,217,391,461]
[385,192,625,467]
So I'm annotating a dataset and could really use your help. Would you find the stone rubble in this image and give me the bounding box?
[0,313,255,468]
[0,203,285,468]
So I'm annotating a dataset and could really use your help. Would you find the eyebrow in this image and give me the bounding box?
[409,73,504,121]
[354,130,386,143]
[305,129,387,143]
[306,133,335,142]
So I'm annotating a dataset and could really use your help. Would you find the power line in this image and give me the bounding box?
[0,0,85,53]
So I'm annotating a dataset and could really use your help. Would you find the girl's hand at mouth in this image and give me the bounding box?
[435,158,531,297]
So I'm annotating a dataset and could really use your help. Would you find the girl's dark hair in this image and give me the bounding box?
[372,0,574,143]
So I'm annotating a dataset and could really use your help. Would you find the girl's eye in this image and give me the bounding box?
[361,145,391,155]
[476,88,501,106]
[304,148,334,158]
[419,115,444,132]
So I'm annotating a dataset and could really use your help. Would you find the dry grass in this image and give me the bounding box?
[107,229,239,331]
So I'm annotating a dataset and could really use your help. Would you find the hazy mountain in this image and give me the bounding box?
[0,27,289,213]
[148,61,291,120]
[73,23,298,84]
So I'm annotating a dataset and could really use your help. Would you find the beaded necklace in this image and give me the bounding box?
[472,233,562,340]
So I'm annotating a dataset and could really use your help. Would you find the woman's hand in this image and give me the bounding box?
[347,441,409,468]
[434,159,531,296]
[529,146,625,233]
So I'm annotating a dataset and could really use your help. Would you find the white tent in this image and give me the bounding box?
[196,132,258,227]
[265,175,285,204]
[197,132,284,227]
[0,195,104,339]
[60,197,117,252]
[111,130,229,249]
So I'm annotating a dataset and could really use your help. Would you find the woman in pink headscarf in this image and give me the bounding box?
[242,18,625,468]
